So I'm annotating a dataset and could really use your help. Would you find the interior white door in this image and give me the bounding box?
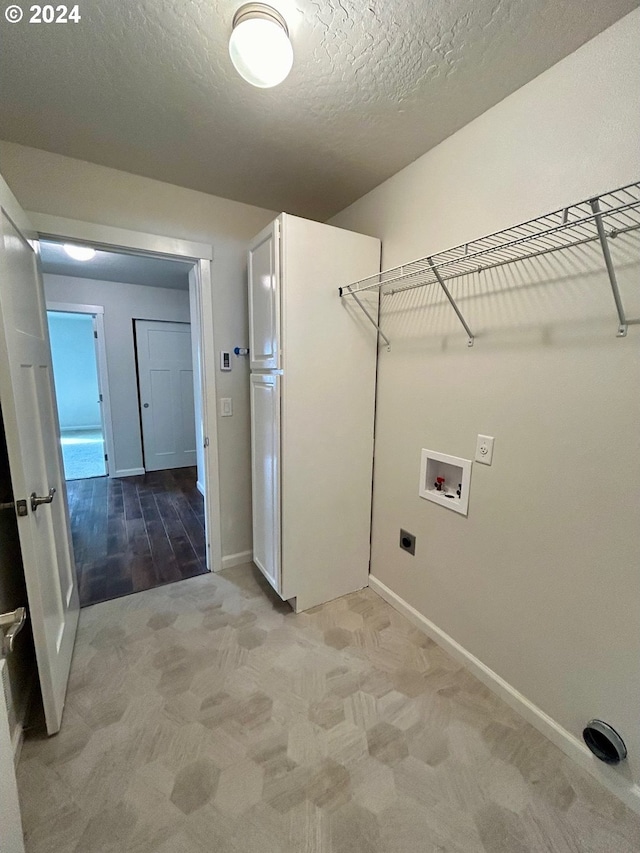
[136,320,197,472]
[0,175,79,735]
[248,219,281,371]
[250,373,281,594]
[0,660,25,853]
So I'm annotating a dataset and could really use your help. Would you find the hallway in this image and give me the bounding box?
[67,467,207,607]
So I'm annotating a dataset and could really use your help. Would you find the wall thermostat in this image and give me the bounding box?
[220,351,231,371]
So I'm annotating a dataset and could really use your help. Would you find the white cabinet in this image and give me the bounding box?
[248,213,380,612]
[248,221,280,371]
[250,373,281,593]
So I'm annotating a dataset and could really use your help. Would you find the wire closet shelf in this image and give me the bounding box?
[338,181,640,348]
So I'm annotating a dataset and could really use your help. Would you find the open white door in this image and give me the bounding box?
[0,175,79,735]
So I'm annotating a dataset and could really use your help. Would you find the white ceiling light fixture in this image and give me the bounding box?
[229,3,294,89]
[63,244,96,261]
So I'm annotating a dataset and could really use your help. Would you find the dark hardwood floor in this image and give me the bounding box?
[66,467,208,608]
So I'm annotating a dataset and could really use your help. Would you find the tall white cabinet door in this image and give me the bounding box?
[250,373,281,594]
[248,220,281,371]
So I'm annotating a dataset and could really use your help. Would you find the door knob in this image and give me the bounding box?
[30,487,56,512]
[0,607,26,656]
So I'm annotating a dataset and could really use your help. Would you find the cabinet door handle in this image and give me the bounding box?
[30,487,56,512]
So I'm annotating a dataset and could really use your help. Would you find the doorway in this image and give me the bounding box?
[47,309,109,480]
[37,236,220,606]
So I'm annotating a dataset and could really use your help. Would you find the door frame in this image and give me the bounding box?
[46,302,114,477]
[30,213,223,575]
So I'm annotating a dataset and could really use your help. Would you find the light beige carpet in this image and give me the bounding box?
[17,563,640,852]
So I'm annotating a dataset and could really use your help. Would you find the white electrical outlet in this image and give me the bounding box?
[475,434,494,465]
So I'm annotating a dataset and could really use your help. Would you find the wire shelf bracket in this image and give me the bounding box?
[338,181,640,347]
[428,257,474,346]
[590,197,628,337]
[339,286,391,350]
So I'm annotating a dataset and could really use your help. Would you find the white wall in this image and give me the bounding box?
[0,143,276,558]
[44,275,191,475]
[47,312,101,430]
[331,9,640,807]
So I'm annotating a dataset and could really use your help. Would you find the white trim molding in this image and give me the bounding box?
[113,468,145,478]
[221,551,253,571]
[195,258,223,575]
[46,301,115,478]
[29,213,213,261]
[46,301,104,315]
[368,574,640,816]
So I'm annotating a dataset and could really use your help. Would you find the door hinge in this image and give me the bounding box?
[99,394,103,402]
[204,436,210,448]
[104,454,108,461]
[94,330,98,338]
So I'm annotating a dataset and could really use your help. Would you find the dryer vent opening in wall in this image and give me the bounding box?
[582,720,627,764]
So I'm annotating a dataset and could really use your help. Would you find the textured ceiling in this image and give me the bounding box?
[0,1,636,219]
[40,241,193,290]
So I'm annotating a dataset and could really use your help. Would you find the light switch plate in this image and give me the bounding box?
[475,435,494,465]
[221,398,233,417]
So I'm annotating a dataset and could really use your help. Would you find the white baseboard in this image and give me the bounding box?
[368,574,640,815]
[221,550,253,571]
[196,480,205,497]
[113,468,145,478]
